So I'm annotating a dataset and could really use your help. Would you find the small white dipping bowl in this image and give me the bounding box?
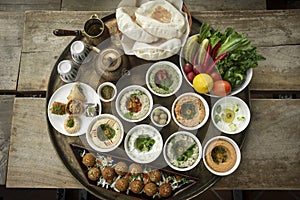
[86,114,124,152]
[211,96,250,134]
[150,106,171,127]
[97,82,117,102]
[115,85,153,123]
[146,61,182,97]
[163,131,202,171]
[124,124,163,164]
[203,136,241,176]
[171,92,209,131]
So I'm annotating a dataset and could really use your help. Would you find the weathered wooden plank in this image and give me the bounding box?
[0,0,61,11]
[185,0,266,11]
[7,98,300,189]
[18,10,300,92]
[215,99,300,190]
[0,95,14,185]
[192,9,300,47]
[61,0,266,11]
[18,11,113,92]
[6,98,82,188]
[250,45,300,91]
[0,12,23,91]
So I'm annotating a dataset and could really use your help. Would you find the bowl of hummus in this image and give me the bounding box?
[86,114,124,152]
[124,124,163,164]
[115,85,153,122]
[212,96,251,134]
[203,136,241,176]
[171,92,209,130]
[146,61,182,97]
[163,131,202,171]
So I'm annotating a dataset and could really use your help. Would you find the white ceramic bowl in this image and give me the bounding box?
[179,34,253,97]
[97,82,117,102]
[171,92,209,130]
[146,61,182,97]
[115,85,153,123]
[202,136,241,176]
[211,96,250,134]
[86,114,124,152]
[163,131,202,171]
[124,124,163,164]
[150,106,171,127]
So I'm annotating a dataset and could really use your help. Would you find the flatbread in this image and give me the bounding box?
[116,7,158,43]
[135,0,186,39]
[133,38,181,60]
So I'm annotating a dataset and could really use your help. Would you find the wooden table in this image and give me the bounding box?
[3,7,300,195]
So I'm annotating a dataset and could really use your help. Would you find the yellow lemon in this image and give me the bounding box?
[192,73,213,94]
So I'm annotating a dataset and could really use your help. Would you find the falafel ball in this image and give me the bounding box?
[82,153,96,167]
[159,182,172,198]
[114,161,128,176]
[115,178,129,192]
[128,163,143,176]
[87,167,101,181]
[148,169,162,183]
[102,166,115,183]
[130,179,144,194]
[144,182,158,197]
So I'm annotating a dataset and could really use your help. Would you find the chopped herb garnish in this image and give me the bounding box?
[135,136,155,152]
[211,146,228,164]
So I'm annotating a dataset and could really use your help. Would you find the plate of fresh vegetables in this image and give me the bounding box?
[180,23,265,97]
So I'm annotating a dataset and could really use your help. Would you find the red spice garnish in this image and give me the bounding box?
[126,96,142,113]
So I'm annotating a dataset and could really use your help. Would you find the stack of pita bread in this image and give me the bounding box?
[116,0,189,60]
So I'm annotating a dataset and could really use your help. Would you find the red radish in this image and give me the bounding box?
[210,71,222,82]
[193,65,202,75]
[187,71,196,82]
[183,63,193,73]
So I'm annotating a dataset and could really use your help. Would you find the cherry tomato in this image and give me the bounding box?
[213,80,232,96]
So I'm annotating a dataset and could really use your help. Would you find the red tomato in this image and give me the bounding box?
[213,80,232,96]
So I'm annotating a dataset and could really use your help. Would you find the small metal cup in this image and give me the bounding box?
[70,40,91,64]
[83,14,105,46]
[57,60,80,83]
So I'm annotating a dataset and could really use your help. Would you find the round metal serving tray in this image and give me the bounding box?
[46,13,250,200]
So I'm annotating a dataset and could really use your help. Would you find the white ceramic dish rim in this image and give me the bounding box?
[171,92,210,130]
[150,106,171,127]
[115,85,153,123]
[179,34,253,97]
[145,61,182,97]
[86,114,124,152]
[202,135,241,176]
[163,131,202,171]
[97,82,117,102]
[47,82,101,136]
[124,124,163,164]
[211,96,251,134]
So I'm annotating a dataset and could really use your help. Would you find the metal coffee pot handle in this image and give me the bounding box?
[53,29,82,37]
